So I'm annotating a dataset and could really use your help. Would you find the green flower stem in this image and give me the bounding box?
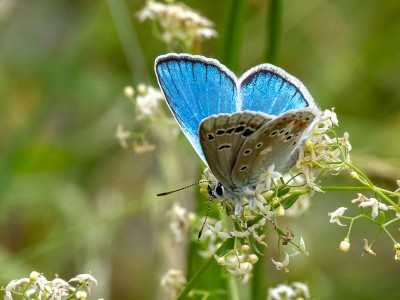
[384,217,400,228]
[321,186,371,192]
[382,227,399,244]
[376,187,400,198]
[345,162,374,186]
[177,238,233,300]
[346,216,359,239]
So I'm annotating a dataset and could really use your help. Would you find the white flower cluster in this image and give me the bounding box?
[137,1,217,49]
[214,243,259,283]
[271,235,308,272]
[328,192,400,255]
[4,272,97,300]
[296,108,351,193]
[116,84,164,153]
[133,84,164,119]
[160,269,186,295]
[167,202,196,242]
[267,281,311,300]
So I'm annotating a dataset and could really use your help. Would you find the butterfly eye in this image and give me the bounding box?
[216,183,224,197]
[208,182,225,199]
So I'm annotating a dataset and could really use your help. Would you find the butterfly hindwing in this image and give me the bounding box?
[239,64,317,116]
[199,112,273,188]
[231,109,318,186]
[155,54,239,164]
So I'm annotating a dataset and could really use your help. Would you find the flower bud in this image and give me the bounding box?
[29,271,40,281]
[216,256,225,265]
[262,190,274,199]
[350,171,360,180]
[277,206,285,217]
[241,244,250,252]
[137,83,147,95]
[123,86,135,98]
[340,238,350,252]
[248,254,259,264]
[304,139,314,150]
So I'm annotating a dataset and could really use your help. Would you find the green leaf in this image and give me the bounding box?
[277,187,290,197]
[282,194,301,210]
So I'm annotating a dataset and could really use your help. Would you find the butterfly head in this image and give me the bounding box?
[207,181,225,200]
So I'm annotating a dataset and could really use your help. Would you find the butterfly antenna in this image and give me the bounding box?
[157,180,209,196]
[197,197,212,241]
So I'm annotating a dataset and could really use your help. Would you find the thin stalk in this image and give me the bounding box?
[266,0,282,64]
[220,0,244,71]
[321,186,372,192]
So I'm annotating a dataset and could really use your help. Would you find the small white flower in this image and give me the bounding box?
[167,203,189,242]
[69,274,97,293]
[319,108,338,128]
[135,85,164,118]
[358,197,388,219]
[227,261,253,283]
[160,269,186,292]
[198,241,220,258]
[267,284,296,300]
[230,230,250,238]
[394,243,400,261]
[271,252,290,272]
[329,207,347,226]
[76,290,88,300]
[395,180,400,193]
[291,234,309,257]
[260,164,282,191]
[291,282,311,299]
[115,123,132,149]
[299,235,307,253]
[207,221,230,239]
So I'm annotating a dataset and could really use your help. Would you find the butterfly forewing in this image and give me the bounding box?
[231,109,317,186]
[199,112,273,188]
[155,54,239,165]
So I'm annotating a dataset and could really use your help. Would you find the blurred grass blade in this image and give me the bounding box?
[177,238,234,300]
[220,0,245,71]
[266,0,282,64]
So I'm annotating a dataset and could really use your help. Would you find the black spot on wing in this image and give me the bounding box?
[235,125,245,133]
[207,133,215,141]
[243,128,255,137]
[226,127,235,134]
[218,144,232,150]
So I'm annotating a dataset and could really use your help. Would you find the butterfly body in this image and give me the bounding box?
[155,53,320,213]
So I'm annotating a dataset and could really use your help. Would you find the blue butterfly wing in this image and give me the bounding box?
[155,54,238,164]
[239,64,317,115]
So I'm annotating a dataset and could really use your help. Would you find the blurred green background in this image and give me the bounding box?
[0,0,399,299]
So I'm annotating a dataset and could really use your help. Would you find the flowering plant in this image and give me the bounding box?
[121,1,400,299]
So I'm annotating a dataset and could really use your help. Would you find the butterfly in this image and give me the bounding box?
[155,53,320,215]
